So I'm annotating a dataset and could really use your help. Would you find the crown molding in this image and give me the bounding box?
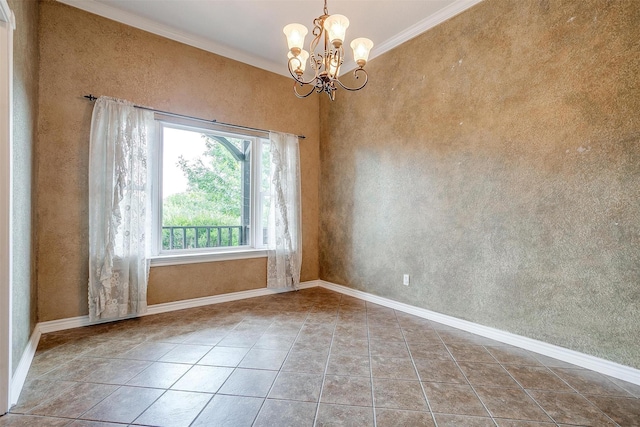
[370,0,484,61]
[56,0,286,76]
[341,0,483,73]
[58,0,483,79]
[0,0,14,26]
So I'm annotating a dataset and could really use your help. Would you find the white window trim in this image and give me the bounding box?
[149,248,267,267]
[150,117,270,264]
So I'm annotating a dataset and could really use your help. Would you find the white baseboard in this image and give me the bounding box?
[15,281,319,406]
[38,280,321,334]
[10,326,40,406]
[317,280,640,386]
[147,280,319,316]
[28,278,640,393]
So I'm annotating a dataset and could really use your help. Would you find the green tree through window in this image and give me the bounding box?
[162,135,245,249]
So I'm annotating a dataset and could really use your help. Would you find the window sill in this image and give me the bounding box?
[149,248,268,267]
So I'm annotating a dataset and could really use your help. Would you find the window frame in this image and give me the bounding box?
[149,115,270,266]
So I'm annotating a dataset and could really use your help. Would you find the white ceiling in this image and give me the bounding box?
[58,0,482,77]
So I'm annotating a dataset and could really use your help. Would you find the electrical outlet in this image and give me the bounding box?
[403,274,410,286]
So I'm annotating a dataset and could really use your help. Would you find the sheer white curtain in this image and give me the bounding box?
[88,97,154,322]
[267,131,302,289]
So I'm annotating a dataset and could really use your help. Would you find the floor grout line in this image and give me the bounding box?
[6,288,638,427]
[365,301,378,427]
[395,309,440,427]
[311,294,341,427]
[433,328,500,427]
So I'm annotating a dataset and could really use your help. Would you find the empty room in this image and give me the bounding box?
[1,0,639,426]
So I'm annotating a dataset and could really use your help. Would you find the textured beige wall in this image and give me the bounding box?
[36,0,319,321]
[9,0,38,374]
[148,259,267,305]
[320,0,640,368]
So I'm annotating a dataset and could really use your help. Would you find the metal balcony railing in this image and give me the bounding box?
[162,225,247,250]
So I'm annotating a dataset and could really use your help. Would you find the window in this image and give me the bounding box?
[151,117,271,261]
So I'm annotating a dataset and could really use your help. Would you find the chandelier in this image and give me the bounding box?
[283,0,373,101]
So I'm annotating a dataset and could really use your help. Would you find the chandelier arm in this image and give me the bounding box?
[309,27,324,75]
[310,26,323,51]
[293,81,318,98]
[334,68,369,91]
[333,47,344,79]
[287,58,321,86]
[309,54,323,73]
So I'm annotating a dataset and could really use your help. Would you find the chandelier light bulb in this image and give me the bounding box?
[283,23,308,55]
[350,38,374,68]
[323,14,349,47]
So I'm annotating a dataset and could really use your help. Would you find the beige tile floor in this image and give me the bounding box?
[1,287,639,426]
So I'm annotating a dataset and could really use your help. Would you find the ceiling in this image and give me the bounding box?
[58,0,482,77]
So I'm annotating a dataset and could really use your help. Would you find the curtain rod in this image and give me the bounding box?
[83,94,306,139]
